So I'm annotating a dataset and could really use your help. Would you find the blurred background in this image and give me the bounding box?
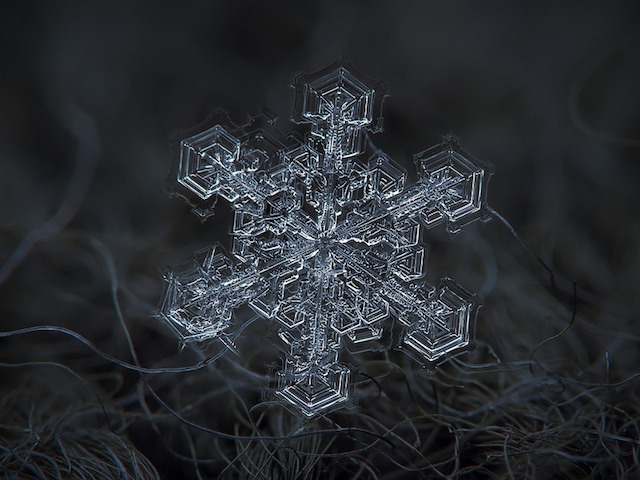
[1,1,639,478]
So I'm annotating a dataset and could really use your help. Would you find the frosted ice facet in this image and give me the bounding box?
[414,134,489,233]
[178,126,241,200]
[159,61,492,416]
[400,278,474,363]
[277,362,350,418]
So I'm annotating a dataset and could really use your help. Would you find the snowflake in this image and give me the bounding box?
[159,61,492,417]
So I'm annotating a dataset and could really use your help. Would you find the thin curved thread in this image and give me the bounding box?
[0,326,224,374]
[529,281,577,374]
[488,207,556,287]
[142,378,394,445]
[0,361,116,433]
[0,105,99,287]
[568,32,640,149]
[488,207,583,377]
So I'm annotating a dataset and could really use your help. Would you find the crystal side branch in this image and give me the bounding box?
[159,62,493,417]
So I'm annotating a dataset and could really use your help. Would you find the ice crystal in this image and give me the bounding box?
[159,61,492,417]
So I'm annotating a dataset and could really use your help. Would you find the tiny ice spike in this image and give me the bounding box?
[159,61,492,417]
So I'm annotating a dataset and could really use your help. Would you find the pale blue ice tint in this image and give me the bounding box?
[159,62,492,417]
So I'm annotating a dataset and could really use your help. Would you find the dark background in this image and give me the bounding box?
[1,1,639,478]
